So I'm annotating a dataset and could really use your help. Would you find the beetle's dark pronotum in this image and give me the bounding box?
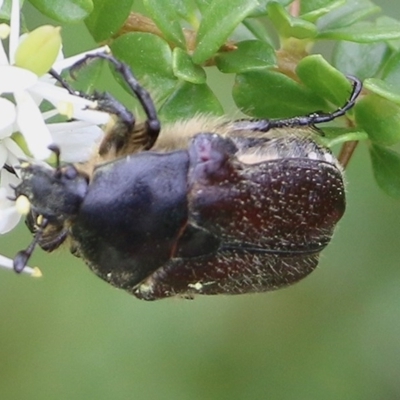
[12,53,362,300]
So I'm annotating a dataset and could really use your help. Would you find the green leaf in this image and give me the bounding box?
[363,79,400,106]
[321,127,368,148]
[172,48,206,84]
[332,41,389,81]
[379,17,400,52]
[194,0,212,15]
[267,2,317,39]
[0,0,25,19]
[171,0,198,24]
[300,0,345,22]
[247,0,292,17]
[85,0,133,42]
[317,0,380,31]
[242,19,273,43]
[355,94,400,146]
[192,0,258,64]
[382,51,400,87]
[317,20,400,43]
[62,58,104,94]
[215,40,276,74]
[233,70,328,118]
[143,0,186,48]
[29,0,93,23]
[158,81,224,122]
[111,33,177,100]
[296,54,352,106]
[369,144,400,199]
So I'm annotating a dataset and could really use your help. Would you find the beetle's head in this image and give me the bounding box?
[11,156,90,274]
[14,161,89,222]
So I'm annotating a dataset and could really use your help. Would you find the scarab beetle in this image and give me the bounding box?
[12,53,362,300]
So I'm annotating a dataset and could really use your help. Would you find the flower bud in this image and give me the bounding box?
[15,25,62,76]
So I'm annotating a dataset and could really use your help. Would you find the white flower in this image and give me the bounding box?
[0,0,111,274]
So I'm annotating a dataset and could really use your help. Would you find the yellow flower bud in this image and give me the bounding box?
[15,25,62,76]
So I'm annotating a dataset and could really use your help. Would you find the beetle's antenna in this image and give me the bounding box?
[13,217,48,273]
[233,76,362,132]
[70,52,161,149]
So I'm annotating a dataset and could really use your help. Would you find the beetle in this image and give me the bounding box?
[12,53,361,300]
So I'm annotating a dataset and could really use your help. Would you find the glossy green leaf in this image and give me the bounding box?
[355,94,400,146]
[300,0,344,22]
[143,0,186,48]
[0,0,25,19]
[382,51,400,87]
[321,127,368,148]
[317,20,400,43]
[215,40,276,74]
[159,81,224,122]
[171,0,198,24]
[370,144,400,199]
[317,0,380,31]
[194,0,212,14]
[61,58,104,94]
[192,0,258,64]
[379,17,400,52]
[296,54,351,106]
[267,2,317,39]
[172,48,206,84]
[363,79,400,105]
[332,41,389,81]
[85,0,133,42]
[233,70,328,118]
[247,0,292,17]
[111,33,177,99]
[242,19,273,43]
[29,0,93,23]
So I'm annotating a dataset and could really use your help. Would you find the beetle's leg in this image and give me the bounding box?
[232,76,362,133]
[50,68,136,126]
[70,52,161,150]
[49,69,78,95]
[50,68,141,155]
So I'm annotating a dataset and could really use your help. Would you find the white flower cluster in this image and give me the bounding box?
[0,0,110,275]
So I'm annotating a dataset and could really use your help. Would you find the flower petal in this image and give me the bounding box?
[0,143,7,168]
[0,171,21,233]
[0,203,20,232]
[14,90,52,159]
[49,121,103,162]
[0,29,9,65]
[0,65,37,93]
[29,81,110,124]
[0,97,16,134]
[52,45,109,72]
[4,137,26,160]
[8,0,20,64]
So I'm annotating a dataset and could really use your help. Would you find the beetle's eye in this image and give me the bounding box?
[63,165,78,180]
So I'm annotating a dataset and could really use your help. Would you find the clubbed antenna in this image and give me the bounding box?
[13,217,48,273]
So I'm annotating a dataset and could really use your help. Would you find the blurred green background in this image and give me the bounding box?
[1,1,400,399]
